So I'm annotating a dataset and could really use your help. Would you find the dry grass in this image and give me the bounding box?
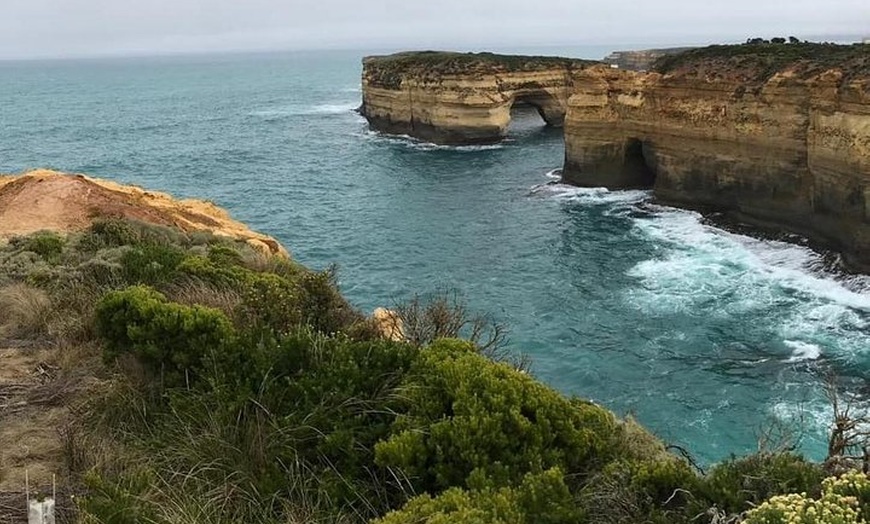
[0,283,51,340]
[166,280,244,320]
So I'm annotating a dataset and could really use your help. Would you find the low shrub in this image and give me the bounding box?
[745,471,870,524]
[10,230,66,263]
[375,339,619,492]
[120,244,186,285]
[375,468,581,524]
[701,452,824,516]
[95,285,234,387]
[583,458,699,524]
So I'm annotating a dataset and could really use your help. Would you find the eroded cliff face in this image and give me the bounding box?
[563,61,870,269]
[360,52,592,144]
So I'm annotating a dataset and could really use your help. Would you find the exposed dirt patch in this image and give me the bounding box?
[0,169,289,257]
[0,347,66,493]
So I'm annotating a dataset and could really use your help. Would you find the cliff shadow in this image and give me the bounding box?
[627,138,657,188]
[562,136,657,189]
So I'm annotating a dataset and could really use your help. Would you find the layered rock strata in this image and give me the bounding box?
[360,51,594,144]
[362,45,870,270]
[564,46,870,269]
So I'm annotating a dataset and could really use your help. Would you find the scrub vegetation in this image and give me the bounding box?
[363,51,593,89]
[0,219,865,523]
[654,41,870,83]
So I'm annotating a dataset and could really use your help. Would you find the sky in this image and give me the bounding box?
[0,0,867,60]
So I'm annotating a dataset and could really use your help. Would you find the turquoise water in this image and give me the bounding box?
[3,49,870,464]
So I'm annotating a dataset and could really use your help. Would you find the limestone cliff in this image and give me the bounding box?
[0,169,289,257]
[563,43,870,269]
[360,51,594,144]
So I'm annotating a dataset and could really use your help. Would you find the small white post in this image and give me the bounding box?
[26,470,56,524]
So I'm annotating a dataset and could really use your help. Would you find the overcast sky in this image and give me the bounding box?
[0,0,867,60]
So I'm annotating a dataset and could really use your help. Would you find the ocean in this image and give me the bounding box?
[2,47,869,464]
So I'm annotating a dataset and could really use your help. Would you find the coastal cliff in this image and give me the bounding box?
[563,43,870,269]
[0,169,288,257]
[361,44,870,271]
[360,51,594,144]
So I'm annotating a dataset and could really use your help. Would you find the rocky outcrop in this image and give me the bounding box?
[360,51,594,144]
[361,44,870,270]
[602,47,694,71]
[563,44,870,269]
[0,169,289,257]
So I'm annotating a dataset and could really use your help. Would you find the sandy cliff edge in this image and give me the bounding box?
[0,169,289,257]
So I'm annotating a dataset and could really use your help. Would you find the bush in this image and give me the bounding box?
[78,218,188,252]
[583,458,699,524]
[745,471,870,524]
[11,230,66,262]
[375,339,619,492]
[78,219,145,251]
[701,453,824,515]
[297,268,363,335]
[77,470,158,524]
[95,285,234,387]
[120,244,186,285]
[374,468,581,524]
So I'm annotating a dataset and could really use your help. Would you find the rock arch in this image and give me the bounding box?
[509,90,567,128]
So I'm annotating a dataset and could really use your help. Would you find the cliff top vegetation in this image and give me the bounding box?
[363,51,594,89]
[654,41,870,84]
[0,173,867,524]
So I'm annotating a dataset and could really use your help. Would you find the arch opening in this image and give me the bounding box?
[507,92,565,136]
[623,137,657,188]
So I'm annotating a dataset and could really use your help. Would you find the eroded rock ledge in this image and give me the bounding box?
[360,51,595,144]
[565,44,870,269]
[361,44,870,271]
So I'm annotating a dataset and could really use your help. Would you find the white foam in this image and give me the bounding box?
[308,103,358,115]
[771,398,832,440]
[251,102,358,118]
[784,340,823,362]
[360,130,505,152]
[532,183,651,205]
[624,203,870,363]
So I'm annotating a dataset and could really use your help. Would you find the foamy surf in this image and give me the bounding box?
[624,203,870,368]
[784,340,823,362]
[531,182,651,205]
[251,102,358,118]
[359,130,505,152]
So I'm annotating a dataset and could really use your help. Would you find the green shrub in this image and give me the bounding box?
[78,219,145,251]
[176,254,248,289]
[207,243,245,267]
[11,230,66,262]
[375,339,619,492]
[95,285,234,386]
[701,453,824,515]
[297,268,362,335]
[374,468,581,524]
[78,470,158,524]
[744,471,870,524]
[120,244,186,285]
[237,272,302,332]
[582,458,699,524]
